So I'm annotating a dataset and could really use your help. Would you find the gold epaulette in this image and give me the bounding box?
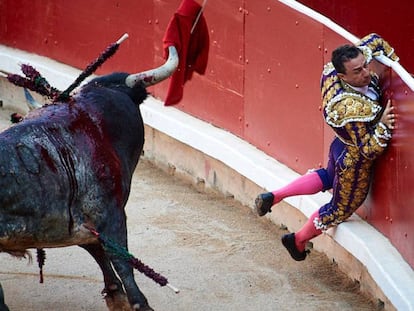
[324,94,382,128]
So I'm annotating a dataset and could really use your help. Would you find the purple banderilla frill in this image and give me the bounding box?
[7,33,129,103]
[7,64,61,100]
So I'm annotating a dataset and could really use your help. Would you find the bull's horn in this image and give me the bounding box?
[125,45,179,88]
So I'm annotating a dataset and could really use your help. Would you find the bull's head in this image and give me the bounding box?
[125,46,179,88]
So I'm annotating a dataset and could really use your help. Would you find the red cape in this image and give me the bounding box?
[163,0,210,106]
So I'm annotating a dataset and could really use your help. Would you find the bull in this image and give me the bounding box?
[0,46,178,311]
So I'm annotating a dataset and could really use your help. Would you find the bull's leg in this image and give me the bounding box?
[80,243,133,310]
[87,207,152,311]
[108,251,153,311]
[79,243,125,295]
[97,209,153,311]
[0,283,10,311]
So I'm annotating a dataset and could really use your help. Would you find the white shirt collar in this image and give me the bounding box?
[348,84,378,101]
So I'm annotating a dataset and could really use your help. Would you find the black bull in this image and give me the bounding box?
[0,73,155,311]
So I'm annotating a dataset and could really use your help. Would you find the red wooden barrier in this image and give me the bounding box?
[298,0,414,73]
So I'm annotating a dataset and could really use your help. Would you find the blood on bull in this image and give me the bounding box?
[0,36,179,311]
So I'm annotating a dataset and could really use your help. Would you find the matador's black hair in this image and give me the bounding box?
[331,44,362,74]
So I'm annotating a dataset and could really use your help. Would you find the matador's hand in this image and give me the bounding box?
[380,99,395,130]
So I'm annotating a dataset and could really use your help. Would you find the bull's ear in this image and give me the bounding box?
[125,46,179,88]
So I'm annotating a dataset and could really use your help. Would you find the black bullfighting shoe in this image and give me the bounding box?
[281,233,308,261]
[254,192,274,216]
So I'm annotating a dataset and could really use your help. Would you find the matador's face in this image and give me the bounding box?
[338,53,372,88]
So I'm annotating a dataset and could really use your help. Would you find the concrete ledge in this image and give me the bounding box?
[1,45,413,311]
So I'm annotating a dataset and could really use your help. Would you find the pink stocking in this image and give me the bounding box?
[294,210,322,252]
[271,171,324,204]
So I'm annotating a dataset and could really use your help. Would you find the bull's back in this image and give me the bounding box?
[0,89,144,249]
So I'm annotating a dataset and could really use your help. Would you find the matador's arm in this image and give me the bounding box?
[357,33,399,63]
[341,120,391,160]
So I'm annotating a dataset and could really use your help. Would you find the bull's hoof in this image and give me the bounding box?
[102,285,153,311]
[104,292,154,311]
[104,290,131,311]
[132,304,154,311]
